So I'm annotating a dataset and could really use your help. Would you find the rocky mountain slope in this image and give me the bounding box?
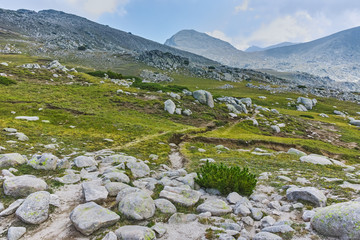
[245,42,296,52]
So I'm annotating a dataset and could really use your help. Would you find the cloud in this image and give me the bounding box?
[63,0,130,19]
[206,30,234,43]
[235,0,251,12]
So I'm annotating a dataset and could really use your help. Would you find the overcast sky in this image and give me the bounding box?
[1,0,360,50]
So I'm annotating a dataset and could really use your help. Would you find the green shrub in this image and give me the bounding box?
[300,114,315,119]
[0,76,16,86]
[195,161,257,196]
[87,70,123,79]
[132,79,188,93]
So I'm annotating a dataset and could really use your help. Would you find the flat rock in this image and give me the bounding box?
[70,202,120,236]
[102,231,117,240]
[7,227,26,240]
[15,116,39,121]
[126,160,150,178]
[0,199,24,216]
[0,153,26,167]
[28,153,59,170]
[74,156,97,168]
[154,198,177,214]
[300,154,333,165]
[226,192,242,204]
[286,186,326,207]
[262,225,295,233]
[115,225,156,240]
[159,186,200,206]
[118,190,155,220]
[196,199,232,216]
[193,90,214,108]
[82,181,108,202]
[105,182,130,196]
[287,148,307,157]
[3,175,47,197]
[103,171,130,183]
[168,213,197,224]
[253,232,282,240]
[15,191,50,224]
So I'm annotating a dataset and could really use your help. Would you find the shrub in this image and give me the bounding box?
[0,76,16,86]
[300,114,315,119]
[77,45,87,51]
[132,79,188,93]
[87,70,123,79]
[195,161,257,196]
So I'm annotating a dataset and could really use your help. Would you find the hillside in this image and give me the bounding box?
[245,42,297,52]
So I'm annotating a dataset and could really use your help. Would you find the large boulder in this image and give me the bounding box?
[126,161,150,178]
[196,199,232,216]
[0,153,26,167]
[28,153,59,170]
[159,186,201,206]
[3,175,47,197]
[164,99,176,114]
[193,90,214,108]
[297,97,315,110]
[118,190,155,220]
[115,226,156,240]
[300,154,333,165]
[74,156,97,168]
[311,201,360,239]
[70,202,120,236]
[15,191,50,224]
[350,120,360,127]
[286,186,326,207]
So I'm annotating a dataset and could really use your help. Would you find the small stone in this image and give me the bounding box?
[7,227,26,240]
[227,192,242,204]
[261,216,276,228]
[253,232,282,240]
[0,199,24,216]
[196,199,232,216]
[154,198,177,214]
[302,210,315,222]
[102,231,117,240]
[250,208,263,221]
[82,181,108,202]
[115,225,156,240]
[159,186,201,206]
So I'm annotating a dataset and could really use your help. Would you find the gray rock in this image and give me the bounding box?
[116,187,142,203]
[118,190,155,220]
[242,216,254,226]
[55,173,81,184]
[3,175,47,197]
[227,192,242,204]
[7,227,26,240]
[15,191,50,224]
[74,156,97,168]
[287,148,307,157]
[0,202,3,212]
[115,225,156,240]
[183,109,192,116]
[105,182,130,196]
[261,216,276,228]
[0,153,26,167]
[126,161,150,178]
[253,232,282,240]
[28,153,59,170]
[297,97,315,110]
[193,90,214,108]
[164,99,176,114]
[234,204,251,216]
[70,202,120,236]
[334,110,346,116]
[286,186,326,207]
[168,213,197,224]
[82,181,108,202]
[302,210,316,222]
[350,120,360,126]
[262,225,295,233]
[103,171,130,183]
[0,199,24,216]
[297,104,308,111]
[250,208,263,221]
[102,231,117,240]
[151,223,167,237]
[218,234,235,240]
[154,198,177,214]
[3,128,17,133]
[15,116,39,121]
[15,132,29,141]
[271,125,280,133]
[196,199,232,216]
[300,154,333,165]
[159,186,200,206]
[218,222,243,232]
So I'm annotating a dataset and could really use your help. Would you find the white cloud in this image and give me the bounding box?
[235,0,251,12]
[206,30,233,43]
[63,0,130,19]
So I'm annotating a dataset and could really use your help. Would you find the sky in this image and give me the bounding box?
[1,0,360,50]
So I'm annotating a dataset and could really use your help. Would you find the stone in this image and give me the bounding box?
[227,192,242,204]
[118,190,155,220]
[56,173,81,184]
[159,186,201,206]
[126,161,150,178]
[102,231,117,240]
[297,97,314,110]
[297,104,308,112]
[15,191,50,224]
[116,187,142,203]
[350,120,360,126]
[0,199,24,216]
[105,182,130,196]
[3,175,47,197]
[0,202,3,212]
[300,154,333,165]
[103,171,130,183]
[0,153,26,167]
[302,210,315,222]
[287,148,307,157]
[82,181,108,202]
[253,232,282,240]
[151,223,167,237]
[196,199,232,216]
[193,90,214,108]
[155,198,177,214]
[261,216,276,228]
[183,109,192,116]
[70,202,120,236]
[28,153,59,170]
[286,186,326,207]
[7,227,26,240]
[271,125,280,133]
[168,213,197,224]
[115,226,156,240]
[15,133,28,141]
[74,156,97,167]
[164,99,176,114]
[15,116,39,121]
[250,208,263,221]
[242,216,254,226]
[234,205,251,216]
[263,224,295,233]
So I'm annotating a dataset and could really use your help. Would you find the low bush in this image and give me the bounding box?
[132,79,188,93]
[300,114,315,119]
[87,70,123,79]
[195,161,257,196]
[0,76,16,85]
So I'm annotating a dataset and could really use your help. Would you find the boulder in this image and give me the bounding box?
[350,120,360,126]
[311,201,360,239]
[297,97,314,110]
[74,156,97,168]
[0,153,26,167]
[193,90,214,108]
[253,232,282,240]
[300,154,333,165]
[154,198,177,214]
[15,191,50,224]
[164,99,176,114]
[7,227,26,240]
[118,190,155,220]
[126,161,150,178]
[0,199,24,217]
[103,171,130,183]
[286,186,326,207]
[271,125,280,133]
[102,231,117,240]
[105,182,130,196]
[70,202,120,235]
[28,153,59,170]
[196,199,232,216]
[262,225,294,233]
[296,104,308,112]
[159,186,201,206]
[287,148,307,157]
[115,226,156,240]
[82,181,108,202]
[3,175,47,197]
[226,192,243,204]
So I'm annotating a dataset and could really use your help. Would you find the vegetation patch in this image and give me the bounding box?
[0,76,16,85]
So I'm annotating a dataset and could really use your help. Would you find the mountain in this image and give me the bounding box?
[245,42,296,52]
[0,8,215,65]
[166,27,360,82]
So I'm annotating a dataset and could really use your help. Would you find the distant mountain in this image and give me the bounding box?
[166,27,360,82]
[245,42,297,52]
[0,8,215,65]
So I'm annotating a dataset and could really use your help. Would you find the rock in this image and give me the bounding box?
[250,208,263,221]
[15,133,29,141]
[74,156,97,167]
[287,148,307,157]
[151,223,167,237]
[311,201,360,239]
[159,186,200,206]
[15,116,39,121]
[340,181,360,192]
[193,90,214,108]
[116,187,142,203]
[103,171,130,183]
[271,125,280,133]
[0,202,3,212]
[28,153,59,170]
[15,191,50,224]
[168,213,197,224]
[118,190,155,220]
[296,104,308,112]
[300,154,333,165]
[302,210,315,222]
[82,181,108,202]
[297,97,315,110]
[334,110,346,116]
[319,113,329,118]
[126,161,150,178]
[3,175,47,197]
[115,226,156,240]
[262,225,295,233]
[350,120,360,126]
[56,173,81,184]
[50,194,61,207]
[7,227,26,240]
[183,109,192,116]
[286,186,326,207]
[0,199,24,216]
[271,109,280,114]
[261,216,276,228]
[234,204,251,216]
[70,202,120,236]
[196,199,232,216]
[0,153,26,167]
[254,232,282,240]
[164,99,176,114]
[227,192,242,204]
[105,182,130,196]
[102,231,117,240]
[242,216,254,226]
[155,198,177,214]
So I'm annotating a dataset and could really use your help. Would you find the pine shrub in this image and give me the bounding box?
[0,76,16,86]
[195,161,257,196]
